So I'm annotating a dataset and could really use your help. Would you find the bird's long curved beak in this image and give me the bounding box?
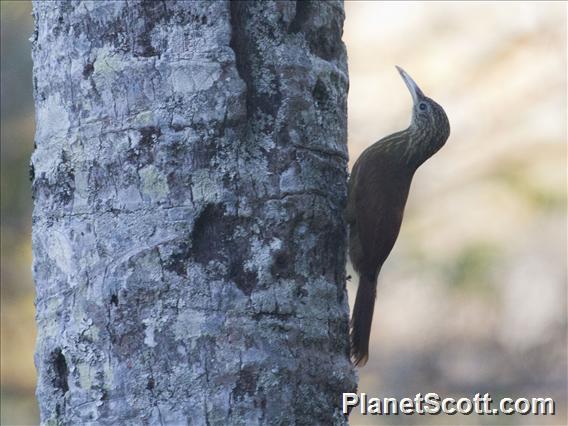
[396,66,425,105]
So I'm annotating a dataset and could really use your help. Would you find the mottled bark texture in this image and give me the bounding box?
[32,1,355,424]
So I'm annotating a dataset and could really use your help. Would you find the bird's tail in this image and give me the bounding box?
[350,274,377,367]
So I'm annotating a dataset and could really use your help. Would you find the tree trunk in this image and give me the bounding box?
[32,1,354,424]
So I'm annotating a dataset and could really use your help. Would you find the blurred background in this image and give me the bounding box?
[344,1,566,425]
[0,1,566,425]
[1,1,38,424]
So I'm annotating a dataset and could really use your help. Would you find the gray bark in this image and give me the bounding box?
[31,1,355,424]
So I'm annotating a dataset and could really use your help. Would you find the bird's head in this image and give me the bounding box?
[396,66,450,166]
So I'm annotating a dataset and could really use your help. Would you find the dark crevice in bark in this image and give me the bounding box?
[192,203,227,265]
[110,294,119,306]
[228,253,256,295]
[233,366,257,400]
[270,248,292,278]
[146,377,155,390]
[192,203,257,295]
[50,348,69,394]
[289,0,310,34]
[139,126,162,146]
[134,0,169,57]
[229,1,253,120]
[163,241,190,277]
[312,78,329,109]
[29,162,35,183]
[289,0,343,61]
[126,126,161,168]
[82,62,94,79]
[229,1,283,124]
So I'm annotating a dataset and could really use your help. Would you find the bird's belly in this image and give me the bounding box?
[374,208,404,254]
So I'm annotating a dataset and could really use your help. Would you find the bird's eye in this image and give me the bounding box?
[419,102,427,111]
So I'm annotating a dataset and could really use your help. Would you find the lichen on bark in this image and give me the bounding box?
[32,1,355,424]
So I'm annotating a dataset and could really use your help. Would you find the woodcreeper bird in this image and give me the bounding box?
[347,66,450,366]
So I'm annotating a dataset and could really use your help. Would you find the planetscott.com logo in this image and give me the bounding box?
[343,392,556,416]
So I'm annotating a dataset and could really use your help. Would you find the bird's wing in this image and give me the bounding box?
[351,134,410,275]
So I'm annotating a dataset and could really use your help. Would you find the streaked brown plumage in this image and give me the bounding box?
[347,67,450,366]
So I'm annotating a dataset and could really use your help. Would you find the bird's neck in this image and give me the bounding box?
[395,125,444,170]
